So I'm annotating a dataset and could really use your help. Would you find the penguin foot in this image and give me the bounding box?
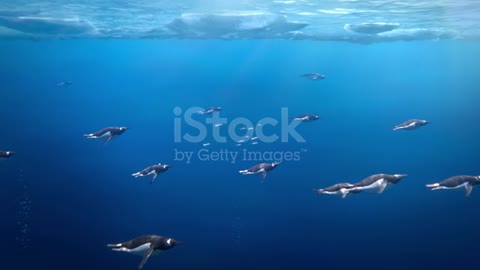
[426,183,440,189]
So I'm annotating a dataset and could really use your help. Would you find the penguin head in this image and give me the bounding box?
[118,127,128,134]
[392,174,408,183]
[6,151,15,157]
[162,164,172,170]
[421,120,429,126]
[165,238,182,248]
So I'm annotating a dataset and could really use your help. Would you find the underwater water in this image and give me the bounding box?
[1,1,480,270]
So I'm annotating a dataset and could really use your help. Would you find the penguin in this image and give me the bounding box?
[393,119,429,131]
[239,162,280,182]
[84,127,128,143]
[302,73,326,80]
[56,80,72,88]
[198,107,223,115]
[0,150,15,159]
[348,174,408,194]
[132,164,172,183]
[426,175,480,197]
[314,183,355,199]
[107,235,182,269]
[292,114,320,122]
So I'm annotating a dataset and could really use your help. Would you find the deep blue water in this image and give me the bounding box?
[1,40,480,270]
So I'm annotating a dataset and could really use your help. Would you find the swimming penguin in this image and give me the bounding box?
[426,175,480,197]
[292,114,320,122]
[56,81,72,88]
[393,119,429,131]
[198,107,223,115]
[132,164,172,183]
[348,174,408,194]
[0,150,15,159]
[302,73,326,80]
[314,183,355,199]
[107,235,182,269]
[84,127,128,143]
[239,162,280,182]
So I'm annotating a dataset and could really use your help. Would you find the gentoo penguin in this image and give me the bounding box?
[292,114,320,122]
[56,81,72,88]
[107,235,182,269]
[314,183,355,199]
[132,164,172,183]
[84,127,128,143]
[393,119,429,131]
[426,175,480,197]
[348,174,408,194]
[0,150,15,159]
[239,162,280,182]
[302,73,326,80]
[198,107,222,115]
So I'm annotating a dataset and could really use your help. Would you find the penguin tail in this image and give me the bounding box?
[84,134,95,138]
[132,172,141,178]
[313,189,323,195]
[239,170,248,174]
[107,243,122,248]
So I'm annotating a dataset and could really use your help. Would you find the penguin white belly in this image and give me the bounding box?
[444,182,469,190]
[256,168,266,174]
[99,131,112,138]
[403,124,417,130]
[321,191,339,195]
[355,179,384,193]
[123,243,151,255]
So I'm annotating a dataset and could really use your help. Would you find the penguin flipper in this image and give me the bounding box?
[139,247,154,270]
[104,135,114,144]
[261,171,267,183]
[465,184,473,198]
[378,180,388,194]
[151,173,158,184]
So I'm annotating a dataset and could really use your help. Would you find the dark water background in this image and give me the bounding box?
[1,40,479,269]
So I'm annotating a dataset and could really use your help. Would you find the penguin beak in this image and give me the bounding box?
[396,174,408,179]
[174,240,184,245]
